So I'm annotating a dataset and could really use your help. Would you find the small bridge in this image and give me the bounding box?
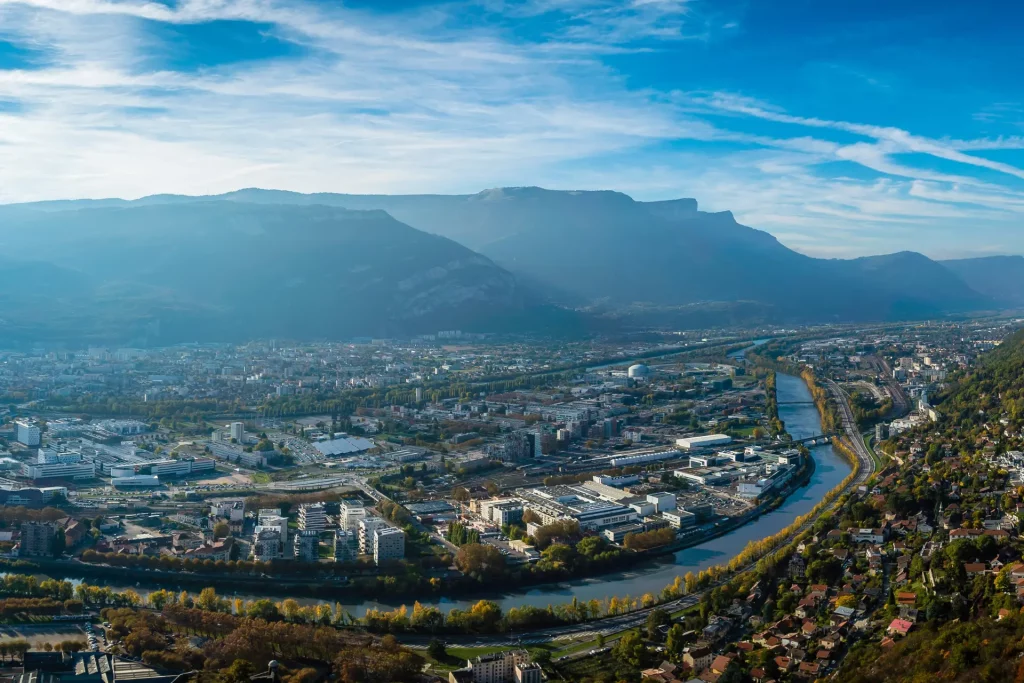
[792,433,834,444]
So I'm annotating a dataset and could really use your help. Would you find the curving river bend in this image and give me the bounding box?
[46,368,850,616]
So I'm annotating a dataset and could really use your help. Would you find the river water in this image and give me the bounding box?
[47,364,850,615]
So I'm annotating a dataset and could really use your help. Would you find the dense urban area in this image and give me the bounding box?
[1,319,1023,683]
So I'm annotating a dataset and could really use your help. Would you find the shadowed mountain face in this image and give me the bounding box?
[0,187,1000,344]
[941,256,1024,307]
[0,201,570,345]
[92,186,987,322]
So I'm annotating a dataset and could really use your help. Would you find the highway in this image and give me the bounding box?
[406,382,877,650]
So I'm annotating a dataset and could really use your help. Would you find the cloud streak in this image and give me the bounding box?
[0,0,1021,258]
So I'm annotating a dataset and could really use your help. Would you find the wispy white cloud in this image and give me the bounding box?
[702,92,1024,182]
[0,0,1020,259]
[485,0,703,43]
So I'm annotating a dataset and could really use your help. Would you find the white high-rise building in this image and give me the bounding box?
[298,502,326,531]
[251,529,283,562]
[229,422,245,443]
[358,516,387,554]
[16,420,41,447]
[257,509,288,537]
[340,499,366,531]
[372,526,405,565]
[468,651,532,683]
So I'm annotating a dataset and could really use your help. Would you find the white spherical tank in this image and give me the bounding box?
[627,363,651,379]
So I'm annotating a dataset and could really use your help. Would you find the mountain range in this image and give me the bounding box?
[0,187,1019,344]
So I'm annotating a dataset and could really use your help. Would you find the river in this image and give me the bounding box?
[361,370,847,615]
[43,363,850,616]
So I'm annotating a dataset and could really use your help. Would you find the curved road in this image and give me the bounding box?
[415,381,877,649]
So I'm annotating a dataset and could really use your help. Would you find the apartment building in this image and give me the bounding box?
[372,526,405,565]
[298,503,326,532]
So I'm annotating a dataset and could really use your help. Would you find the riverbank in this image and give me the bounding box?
[19,449,818,605]
[14,369,851,623]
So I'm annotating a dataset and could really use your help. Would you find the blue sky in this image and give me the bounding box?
[0,0,1022,258]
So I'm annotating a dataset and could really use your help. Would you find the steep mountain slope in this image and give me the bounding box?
[86,186,991,322]
[0,202,564,344]
[1,187,999,336]
[833,251,990,315]
[941,255,1024,307]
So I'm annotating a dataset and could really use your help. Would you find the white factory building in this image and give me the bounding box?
[676,434,732,450]
[517,486,638,531]
[608,448,681,467]
[112,475,161,488]
[15,420,41,447]
[23,457,96,481]
[646,492,677,513]
[662,510,697,528]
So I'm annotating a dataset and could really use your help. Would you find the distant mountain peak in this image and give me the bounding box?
[469,186,636,204]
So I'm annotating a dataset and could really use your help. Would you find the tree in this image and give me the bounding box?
[454,543,506,577]
[837,594,859,608]
[719,660,745,683]
[612,630,648,669]
[521,509,542,525]
[576,535,609,559]
[247,599,280,621]
[51,530,66,558]
[281,598,302,621]
[224,659,255,683]
[996,567,1012,591]
[213,522,230,539]
[665,624,685,660]
[540,543,575,568]
[426,639,446,661]
[646,608,671,641]
[196,587,223,612]
[531,520,581,550]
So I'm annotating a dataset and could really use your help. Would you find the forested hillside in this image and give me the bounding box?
[832,329,1024,683]
[934,328,1024,430]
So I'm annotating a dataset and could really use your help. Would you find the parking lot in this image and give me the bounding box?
[0,624,89,648]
